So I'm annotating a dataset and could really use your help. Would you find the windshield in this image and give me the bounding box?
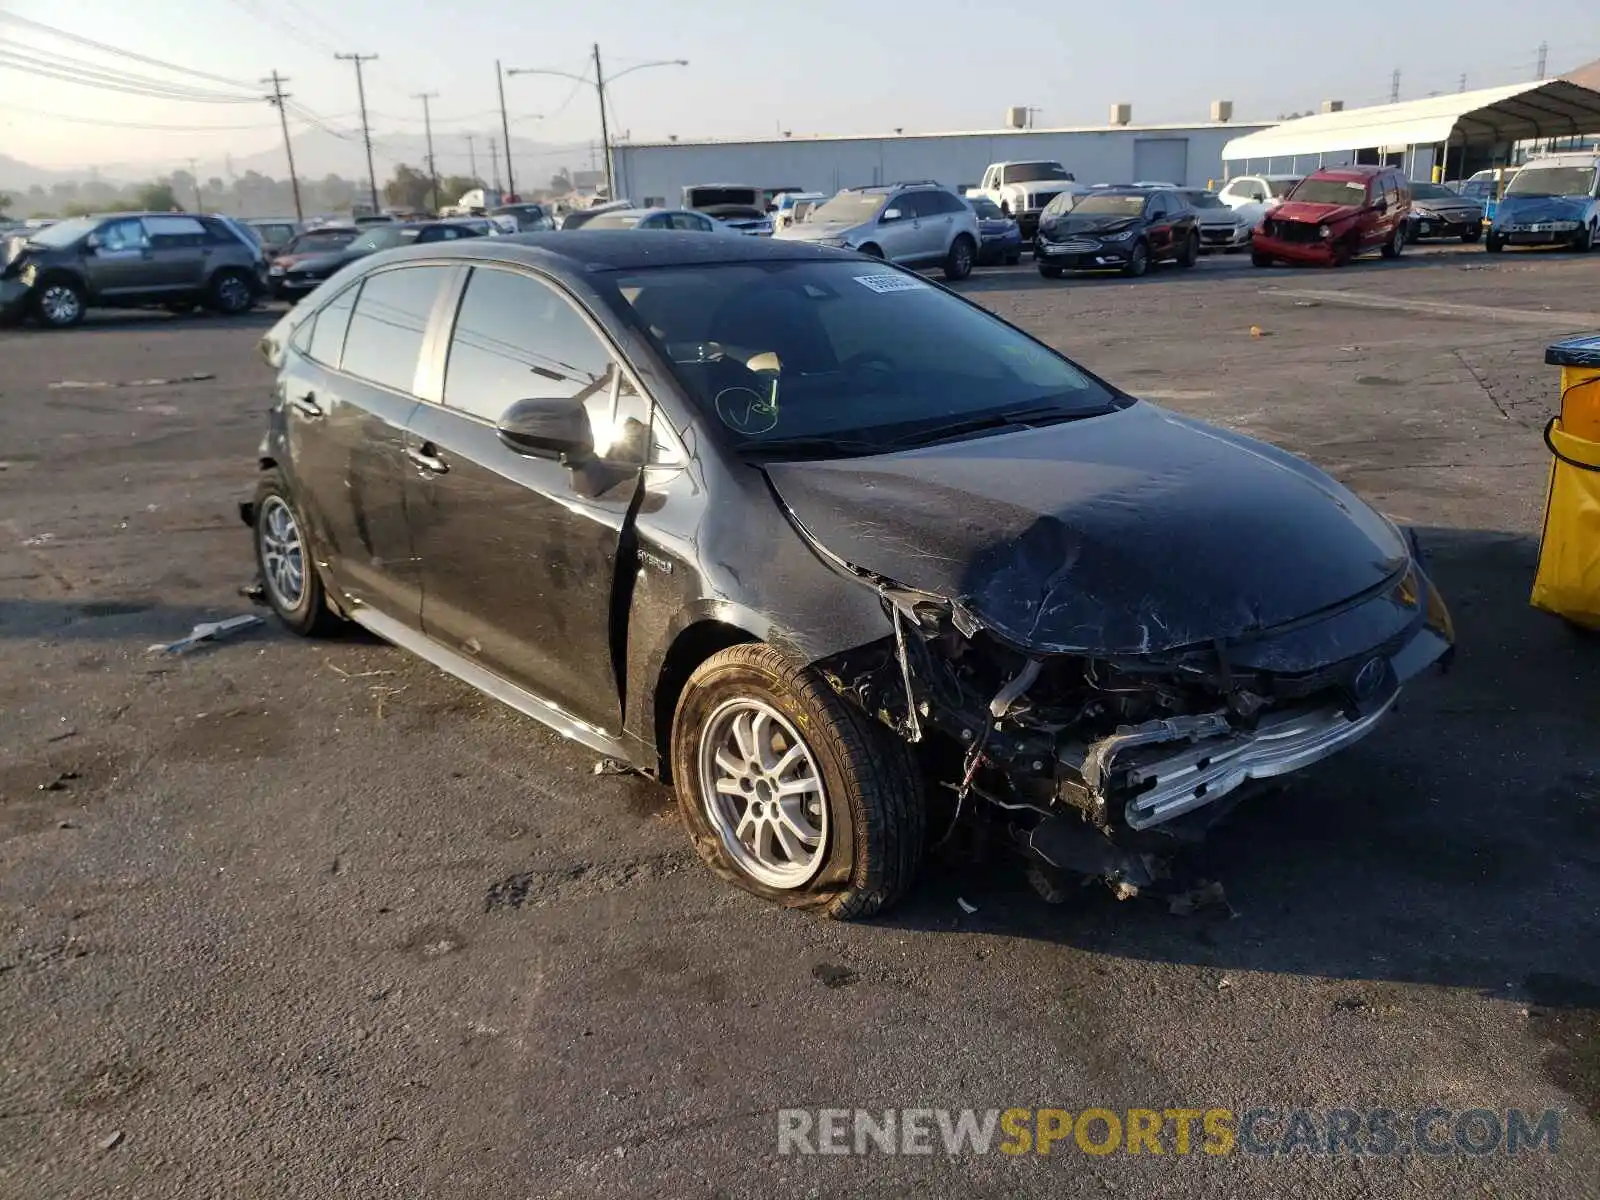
[807,192,886,224]
[1180,190,1225,209]
[607,261,1115,456]
[1288,177,1369,206]
[286,230,356,255]
[970,197,1003,219]
[1041,191,1080,216]
[1070,193,1147,217]
[349,227,418,253]
[1505,166,1597,198]
[1005,162,1070,183]
[1411,182,1456,201]
[26,216,100,248]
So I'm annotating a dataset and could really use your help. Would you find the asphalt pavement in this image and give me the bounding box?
[1,242,1598,1198]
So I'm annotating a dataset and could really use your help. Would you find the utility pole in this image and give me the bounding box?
[262,71,303,221]
[466,133,479,185]
[495,60,516,200]
[488,137,502,192]
[186,158,202,212]
[335,52,381,212]
[415,91,440,212]
[1389,67,1401,103]
[1536,41,1548,80]
[593,43,614,201]
[1459,73,1467,92]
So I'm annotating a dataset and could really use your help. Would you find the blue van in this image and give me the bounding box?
[1487,153,1600,252]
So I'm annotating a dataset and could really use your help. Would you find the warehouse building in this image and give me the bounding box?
[611,105,1270,207]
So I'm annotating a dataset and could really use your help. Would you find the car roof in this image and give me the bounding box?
[1307,165,1388,179]
[374,230,849,274]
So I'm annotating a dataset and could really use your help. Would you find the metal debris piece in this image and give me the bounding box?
[38,770,80,793]
[592,758,637,777]
[47,728,78,743]
[956,896,979,915]
[98,1130,124,1151]
[50,373,215,390]
[146,614,264,655]
[22,533,54,547]
[239,581,266,605]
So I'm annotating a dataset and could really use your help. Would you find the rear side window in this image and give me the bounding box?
[144,215,208,248]
[304,283,360,368]
[340,267,444,394]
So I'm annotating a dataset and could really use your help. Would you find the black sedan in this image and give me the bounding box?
[245,234,1452,917]
[1405,180,1485,242]
[1035,187,1200,277]
[267,221,484,301]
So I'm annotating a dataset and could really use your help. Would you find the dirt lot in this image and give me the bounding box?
[2,245,1598,1199]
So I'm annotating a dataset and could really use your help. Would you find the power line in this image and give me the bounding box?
[0,51,262,103]
[0,102,276,131]
[0,41,258,102]
[0,11,257,90]
[224,0,337,55]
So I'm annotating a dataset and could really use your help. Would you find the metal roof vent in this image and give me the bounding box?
[1321,99,1345,113]
[1110,103,1132,126]
[1211,99,1234,122]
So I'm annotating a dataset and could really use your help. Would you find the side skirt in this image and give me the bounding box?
[350,606,631,760]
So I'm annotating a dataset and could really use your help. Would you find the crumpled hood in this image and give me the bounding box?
[1271,200,1363,224]
[763,403,1409,655]
[1496,195,1591,224]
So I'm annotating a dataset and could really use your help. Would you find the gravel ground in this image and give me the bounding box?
[1,243,1597,1199]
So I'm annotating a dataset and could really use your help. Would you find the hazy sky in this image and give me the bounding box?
[3,0,1599,173]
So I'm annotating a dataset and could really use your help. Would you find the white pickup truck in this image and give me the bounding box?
[966,161,1084,238]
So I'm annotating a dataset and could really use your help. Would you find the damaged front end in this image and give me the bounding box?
[814,561,1454,897]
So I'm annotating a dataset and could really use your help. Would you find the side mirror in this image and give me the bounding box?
[496,396,593,465]
[881,207,902,222]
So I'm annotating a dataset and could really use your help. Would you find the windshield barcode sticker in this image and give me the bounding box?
[853,273,925,294]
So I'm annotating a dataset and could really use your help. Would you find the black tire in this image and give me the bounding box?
[858,243,884,259]
[1122,240,1149,277]
[1485,233,1504,253]
[943,234,975,281]
[165,302,198,316]
[1461,226,1482,243]
[1333,237,1355,267]
[208,269,256,315]
[1176,231,1199,269]
[1380,223,1405,259]
[1570,223,1594,253]
[1005,250,1021,266]
[1037,262,1063,278]
[32,275,86,329]
[1251,250,1274,268]
[670,643,925,920]
[252,473,344,637]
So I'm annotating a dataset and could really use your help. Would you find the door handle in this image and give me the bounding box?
[406,444,449,474]
[289,392,323,418]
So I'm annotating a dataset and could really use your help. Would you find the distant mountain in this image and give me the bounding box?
[0,153,133,191]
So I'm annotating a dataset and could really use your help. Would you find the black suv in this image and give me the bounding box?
[0,212,264,328]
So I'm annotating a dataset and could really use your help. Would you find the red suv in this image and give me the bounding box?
[1251,165,1411,267]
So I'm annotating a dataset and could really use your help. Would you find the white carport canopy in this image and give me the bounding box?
[1222,77,1600,163]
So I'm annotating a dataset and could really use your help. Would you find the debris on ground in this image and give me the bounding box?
[22,533,54,548]
[1249,325,1266,337]
[328,664,396,680]
[97,1131,124,1152]
[1168,880,1232,917]
[811,963,859,989]
[592,758,640,777]
[50,373,215,390]
[38,771,81,793]
[1293,300,1321,308]
[146,614,263,655]
[239,581,266,605]
[956,896,979,915]
[46,727,78,743]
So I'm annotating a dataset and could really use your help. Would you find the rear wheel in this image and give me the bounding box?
[33,277,86,328]
[1176,231,1199,268]
[943,234,975,281]
[1122,240,1150,277]
[1037,262,1063,278]
[1251,250,1274,268]
[253,474,344,637]
[1005,250,1021,266]
[671,643,925,919]
[1570,222,1594,253]
[1380,223,1405,259]
[1486,232,1505,253]
[1460,226,1482,243]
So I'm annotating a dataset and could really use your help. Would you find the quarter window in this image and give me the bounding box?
[303,282,360,368]
[339,267,444,394]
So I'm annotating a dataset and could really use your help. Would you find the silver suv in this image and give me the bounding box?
[774,181,980,280]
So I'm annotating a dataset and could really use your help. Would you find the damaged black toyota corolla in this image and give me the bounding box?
[247,233,1453,919]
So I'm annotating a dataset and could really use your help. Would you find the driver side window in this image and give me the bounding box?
[443,266,676,467]
[97,218,150,252]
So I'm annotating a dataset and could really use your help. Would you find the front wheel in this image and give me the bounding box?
[253,474,344,637]
[1485,233,1505,253]
[33,277,86,328]
[1380,224,1405,259]
[1122,240,1150,277]
[1251,250,1274,268]
[209,269,256,315]
[671,643,925,919]
[1037,262,1063,278]
[1570,223,1594,253]
[943,234,975,281]
[857,243,884,259]
[1460,226,1482,243]
[1176,231,1199,268]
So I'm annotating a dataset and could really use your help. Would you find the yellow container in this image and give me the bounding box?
[1532,338,1600,629]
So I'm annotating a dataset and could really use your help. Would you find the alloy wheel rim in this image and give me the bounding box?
[258,496,306,611]
[41,286,80,324]
[219,276,251,311]
[955,242,971,272]
[698,698,827,889]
